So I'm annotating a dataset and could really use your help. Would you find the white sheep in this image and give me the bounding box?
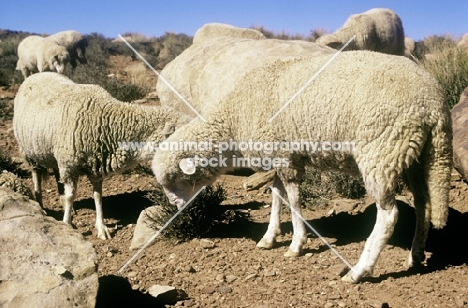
[13,72,189,239]
[192,23,265,45]
[16,35,70,78]
[157,26,333,117]
[316,8,405,55]
[151,50,452,283]
[47,30,88,69]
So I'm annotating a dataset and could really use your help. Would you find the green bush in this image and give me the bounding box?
[144,183,249,241]
[300,167,366,209]
[421,35,468,109]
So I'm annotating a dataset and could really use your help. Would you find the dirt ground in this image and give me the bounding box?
[1,57,468,308]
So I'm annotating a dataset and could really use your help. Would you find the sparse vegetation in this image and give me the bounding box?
[300,168,366,209]
[144,183,249,241]
[421,34,468,109]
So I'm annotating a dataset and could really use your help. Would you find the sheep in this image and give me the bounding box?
[47,30,88,69]
[13,72,190,240]
[315,8,405,55]
[157,27,333,117]
[192,23,265,44]
[16,35,71,78]
[404,36,416,58]
[151,50,452,283]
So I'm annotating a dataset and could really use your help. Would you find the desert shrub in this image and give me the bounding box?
[0,31,26,85]
[300,167,366,209]
[0,148,24,176]
[156,32,192,69]
[0,98,13,124]
[421,35,468,109]
[144,183,249,241]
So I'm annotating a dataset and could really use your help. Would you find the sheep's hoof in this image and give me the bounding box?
[283,249,302,258]
[97,226,112,240]
[341,272,359,284]
[256,238,275,249]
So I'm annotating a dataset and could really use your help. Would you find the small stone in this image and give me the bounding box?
[131,284,140,290]
[200,239,215,249]
[455,298,466,307]
[216,274,225,282]
[244,273,257,281]
[127,271,138,278]
[185,265,196,273]
[217,286,233,293]
[106,252,113,257]
[201,286,216,294]
[148,285,179,304]
[225,274,238,283]
[263,269,276,277]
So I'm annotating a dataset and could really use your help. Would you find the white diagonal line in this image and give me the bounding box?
[267,35,356,123]
[117,186,206,274]
[269,186,357,274]
[118,34,207,122]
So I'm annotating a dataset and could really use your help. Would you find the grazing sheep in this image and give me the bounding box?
[152,50,452,283]
[16,35,70,78]
[47,30,88,69]
[316,8,405,55]
[193,23,265,44]
[158,27,333,117]
[13,72,189,239]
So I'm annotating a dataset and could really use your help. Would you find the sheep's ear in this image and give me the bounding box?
[179,158,196,175]
[160,123,175,137]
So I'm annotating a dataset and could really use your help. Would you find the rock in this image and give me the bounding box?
[200,238,216,249]
[0,187,98,308]
[225,274,238,283]
[0,170,33,199]
[451,89,468,182]
[148,285,179,304]
[217,286,233,293]
[130,206,163,250]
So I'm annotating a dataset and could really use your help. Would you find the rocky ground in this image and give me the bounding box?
[1,55,467,307]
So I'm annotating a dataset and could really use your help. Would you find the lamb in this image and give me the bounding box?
[47,30,88,69]
[157,25,333,117]
[13,72,189,240]
[316,8,405,55]
[16,35,70,78]
[151,50,452,283]
[192,23,265,44]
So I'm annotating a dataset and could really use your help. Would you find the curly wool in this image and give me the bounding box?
[316,8,405,55]
[193,23,265,45]
[14,72,189,239]
[16,35,70,78]
[158,25,333,117]
[47,30,88,69]
[153,50,452,282]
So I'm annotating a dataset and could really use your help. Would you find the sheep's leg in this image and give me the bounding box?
[62,180,77,225]
[90,178,111,240]
[342,197,398,283]
[257,175,284,249]
[282,180,307,257]
[404,168,430,268]
[31,167,43,207]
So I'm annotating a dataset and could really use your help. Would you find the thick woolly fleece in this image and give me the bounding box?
[47,30,88,68]
[193,23,266,44]
[316,8,405,55]
[152,50,452,282]
[158,29,333,118]
[16,36,70,78]
[14,72,189,239]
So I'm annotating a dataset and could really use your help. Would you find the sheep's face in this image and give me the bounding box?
[53,51,70,73]
[152,156,208,210]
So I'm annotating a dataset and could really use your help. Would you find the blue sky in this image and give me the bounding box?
[1,1,467,41]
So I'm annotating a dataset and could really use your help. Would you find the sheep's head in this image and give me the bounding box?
[49,46,70,73]
[152,154,210,209]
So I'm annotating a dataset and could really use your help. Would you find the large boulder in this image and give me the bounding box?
[451,87,468,182]
[0,187,98,307]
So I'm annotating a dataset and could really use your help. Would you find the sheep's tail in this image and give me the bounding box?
[424,112,453,229]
